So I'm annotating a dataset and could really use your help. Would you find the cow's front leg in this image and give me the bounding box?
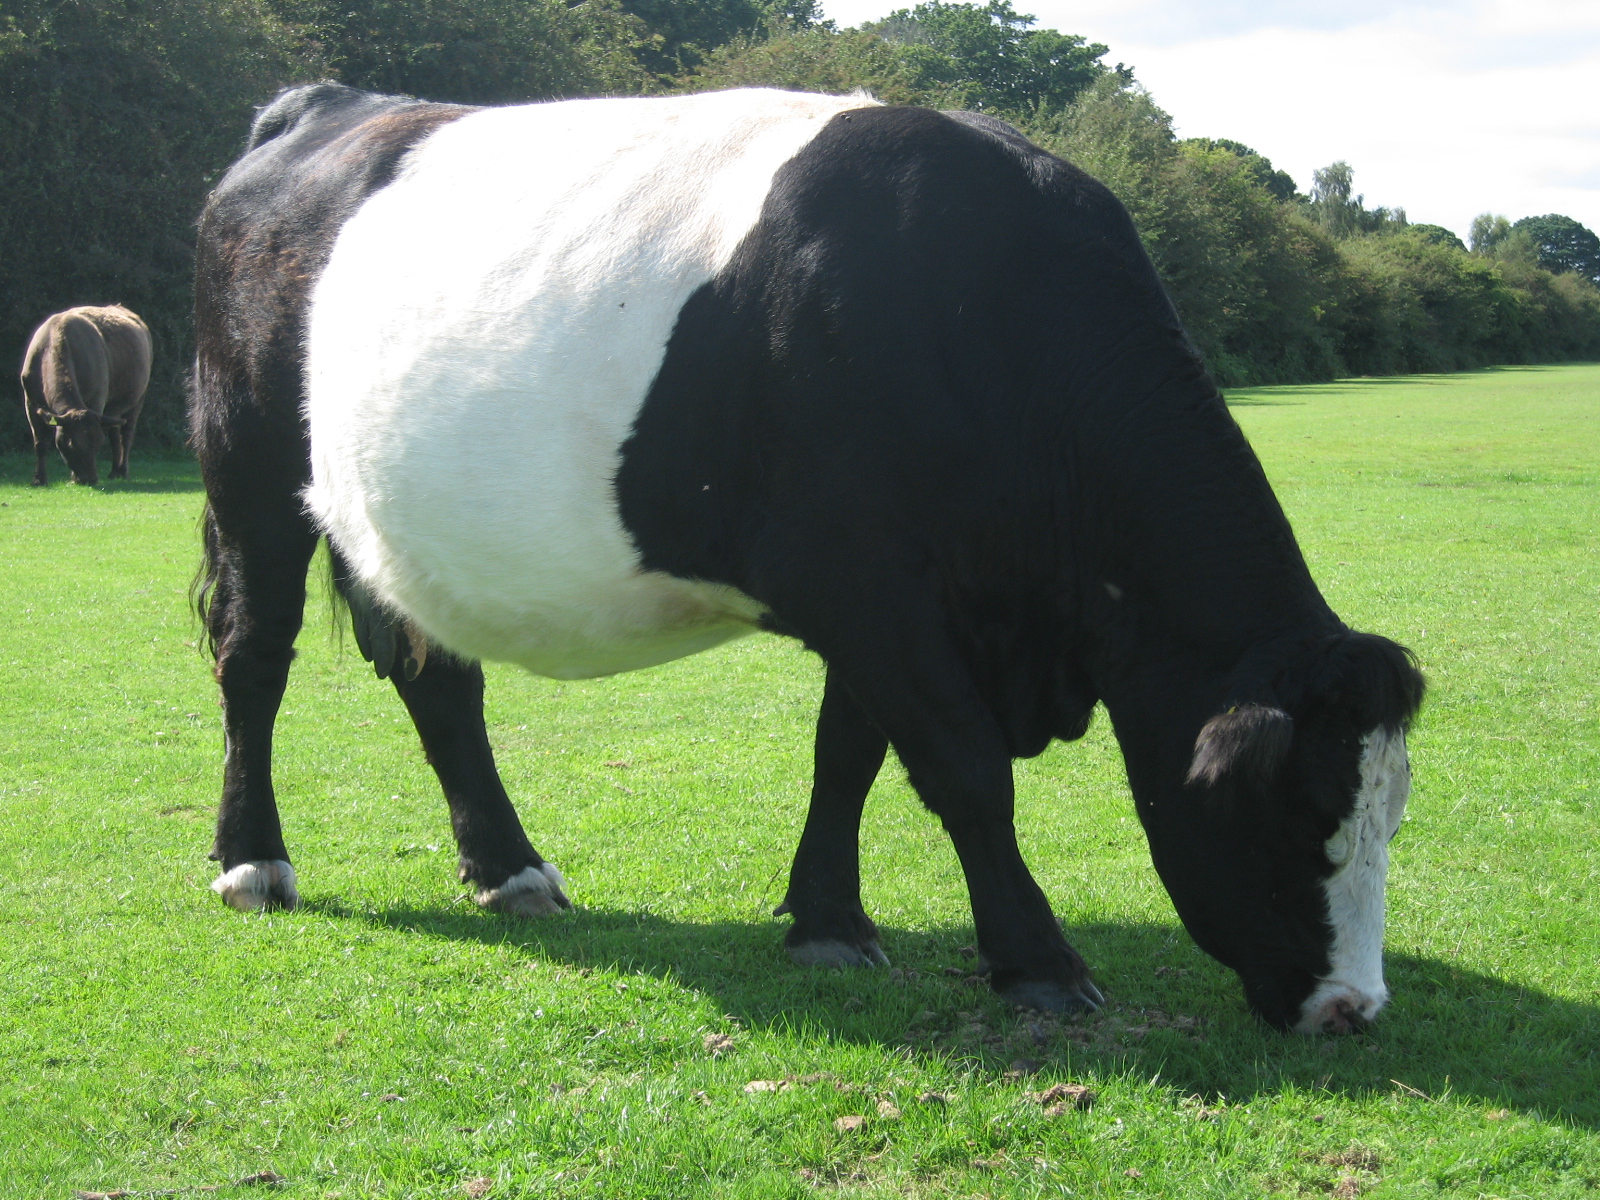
[910,734,1102,1012]
[776,666,889,967]
[391,655,569,916]
[825,619,1103,1014]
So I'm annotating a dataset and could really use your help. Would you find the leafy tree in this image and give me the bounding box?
[1406,223,1467,252]
[618,0,819,75]
[263,0,651,103]
[866,0,1115,116]
[688,25,927,102]
[1308,161,1404,238]
[1469,212,1511,253]
[1183,138,1297,202]
[1512,214,1600,283]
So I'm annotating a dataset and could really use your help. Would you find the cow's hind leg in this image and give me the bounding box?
[109,413,137,480]
[25,402,49,486]
[775,666,889,966]
[391,656,570,916]
[106,425,127,480]
[204,503,320,910]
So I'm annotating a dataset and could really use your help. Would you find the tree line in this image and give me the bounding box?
[3,0,1597,450]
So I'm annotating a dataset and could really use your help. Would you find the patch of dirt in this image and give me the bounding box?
[703,1032,736,1057]
[1026,1082,1097,1113]
[463,1177,493,1198]
[1320,1145,1381,1173]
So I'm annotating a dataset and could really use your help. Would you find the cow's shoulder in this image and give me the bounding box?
[777,104,1127,227]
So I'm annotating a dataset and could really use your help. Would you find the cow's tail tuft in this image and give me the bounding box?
[191,502,223,659]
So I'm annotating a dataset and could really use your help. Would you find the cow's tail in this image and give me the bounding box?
[191,519,426,681]
[191,502,223,659]
[45,321,94,421]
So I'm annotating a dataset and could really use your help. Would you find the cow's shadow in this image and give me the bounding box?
[344,902,1600,1129]
[0,452,203,491]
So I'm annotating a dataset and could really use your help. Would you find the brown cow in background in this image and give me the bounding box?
[21,304,152,486]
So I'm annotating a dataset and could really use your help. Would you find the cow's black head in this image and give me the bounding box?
[1139,631,1425,1032]
[53,408,104,485]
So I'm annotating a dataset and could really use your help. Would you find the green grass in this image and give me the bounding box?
[1,362,1597,1199]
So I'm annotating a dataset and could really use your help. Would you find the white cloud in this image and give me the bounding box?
[815,0,1600,240]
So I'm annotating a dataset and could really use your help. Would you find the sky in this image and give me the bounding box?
[815,0,1600,241]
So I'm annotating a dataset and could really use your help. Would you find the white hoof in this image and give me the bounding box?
[477,862,570,916]
[788,939,890,968]
[211,860,299,911]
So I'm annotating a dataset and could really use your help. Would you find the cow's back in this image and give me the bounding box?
[78,306,151,414]
[305,89,877,679]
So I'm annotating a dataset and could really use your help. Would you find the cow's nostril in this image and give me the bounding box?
[1321,998,1371,1035]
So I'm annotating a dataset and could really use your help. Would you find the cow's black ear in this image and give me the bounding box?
[1186,704,1294,788]
[1328,632,1425,734]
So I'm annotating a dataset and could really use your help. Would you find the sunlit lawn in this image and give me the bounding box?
[1,362,1596,1197]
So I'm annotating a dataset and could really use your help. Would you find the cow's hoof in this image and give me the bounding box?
[477,862,570,916]
[999,978,1105,1015]
[787,938,891,968]
[211,859,299,911]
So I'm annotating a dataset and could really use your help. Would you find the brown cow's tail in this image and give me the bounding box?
[44,320,94,421]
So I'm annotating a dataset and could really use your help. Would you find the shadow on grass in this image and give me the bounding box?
[1226,362,1590,407]
[0,452,202,492]
[337,900,1600,1128]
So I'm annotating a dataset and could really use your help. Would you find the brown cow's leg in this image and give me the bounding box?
[205,502,319,910]
[775,666,889,966]
[106,425,127,480]
[113,410,139,479]
[391,658,570,915]
[25,400,50,486]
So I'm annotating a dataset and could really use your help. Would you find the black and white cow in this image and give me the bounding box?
[192,82,1423,1033]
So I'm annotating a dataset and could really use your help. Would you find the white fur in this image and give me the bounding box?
[306,89,878,679]
[1295,727,1411,1033]
[477,861,569,916]
[211,859,299,911]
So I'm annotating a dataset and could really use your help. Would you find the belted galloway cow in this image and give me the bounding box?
[191,83,1424,1033]
[22,304,152,486]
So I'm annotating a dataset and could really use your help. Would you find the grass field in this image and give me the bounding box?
[2,363,1597,1199]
